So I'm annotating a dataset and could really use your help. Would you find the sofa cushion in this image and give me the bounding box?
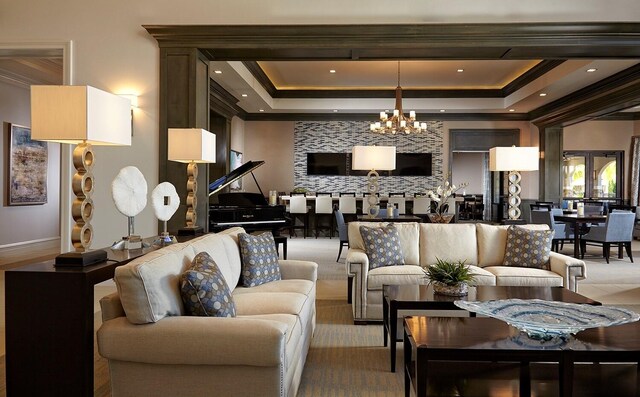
[233,279,314,297]
[180,252,236,317]
[367,264,426,291]
[348,222,420,265]
[484,266,563,287]
[238,232,282,287]
[503,226,554,270]
[467,265,497,286]
[476,223,550,268]
[420,223,478,266]
[359,224,405,269]
[233,292,307,316]
[115,232,243,324]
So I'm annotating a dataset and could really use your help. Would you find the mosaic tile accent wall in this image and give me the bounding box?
[293,120,444,195]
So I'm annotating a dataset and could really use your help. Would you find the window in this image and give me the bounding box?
[562,151,623,199]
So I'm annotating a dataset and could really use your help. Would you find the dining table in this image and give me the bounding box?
[554,213,607,258]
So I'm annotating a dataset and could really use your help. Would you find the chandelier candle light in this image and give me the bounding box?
[30,85,132,266]
[370,61,427,135]
[351,145,396,217]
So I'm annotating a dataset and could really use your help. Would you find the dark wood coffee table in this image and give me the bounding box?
[403,316,640,397]
[383,285,600,372]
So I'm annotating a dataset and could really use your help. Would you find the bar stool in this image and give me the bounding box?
[314,195,334,238]
[388,197,406,215]
[339,195,357,224]
[288,195,309,238]
[412,196,431,215]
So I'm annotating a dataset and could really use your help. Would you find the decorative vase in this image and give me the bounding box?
[432,281,468,296]
[427,213,454,224]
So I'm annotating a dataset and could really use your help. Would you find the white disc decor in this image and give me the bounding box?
[111,166,148,250]
[151,182,180,246]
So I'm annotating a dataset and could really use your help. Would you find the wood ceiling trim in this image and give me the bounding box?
[240,59,563,99]
[529,63,640,127]
[144,23,640,59]
[242,112,530,122]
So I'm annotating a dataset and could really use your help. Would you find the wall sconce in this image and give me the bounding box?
[118,94,138,136]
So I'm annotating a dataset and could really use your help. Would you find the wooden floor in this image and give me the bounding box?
[0,239,59,270]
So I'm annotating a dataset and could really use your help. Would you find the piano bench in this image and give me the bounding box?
[274,235,288,260]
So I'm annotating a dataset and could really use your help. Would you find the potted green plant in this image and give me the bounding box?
[423,258,474,296]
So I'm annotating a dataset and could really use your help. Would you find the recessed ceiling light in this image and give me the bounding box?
[259,109,265,112]
[329,69,336,73]
[586,68,598,73]
[241,94,248,97]
[509,109,516,112]
[440,109,446,112]
[214,70,222,74]
[457,69,464,73]
[539,93,547,97]
[333,109,338,112]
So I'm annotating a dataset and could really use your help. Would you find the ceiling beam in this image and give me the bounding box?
[144,23,640,60]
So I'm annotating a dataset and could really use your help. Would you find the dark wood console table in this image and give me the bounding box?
[5,237,195,397]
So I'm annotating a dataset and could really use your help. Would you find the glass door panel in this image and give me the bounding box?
[592,155,617,198]
[563,155,586,198]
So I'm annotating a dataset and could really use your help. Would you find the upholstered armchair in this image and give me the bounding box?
[580,211,635,263]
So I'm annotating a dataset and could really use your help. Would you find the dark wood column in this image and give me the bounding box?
[159,48,210,233]
[538,125,564,203]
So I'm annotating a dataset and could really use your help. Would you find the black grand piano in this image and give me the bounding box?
[208,160,290,233]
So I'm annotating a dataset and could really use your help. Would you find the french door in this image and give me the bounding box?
[562,151,623,200]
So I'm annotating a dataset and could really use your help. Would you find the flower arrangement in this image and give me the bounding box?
[425,175,468,216]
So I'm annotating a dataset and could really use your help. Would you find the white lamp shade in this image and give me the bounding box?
[489,146,539,171]
[31,85,131,146]
[167,128,216,163]
[352,146,396,171]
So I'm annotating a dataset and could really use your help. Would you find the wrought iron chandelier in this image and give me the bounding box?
[370,61,427,135]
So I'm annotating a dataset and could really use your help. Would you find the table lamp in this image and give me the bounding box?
[168,128,216,234]
[31,85,131,266]
[352,145,396,217]
[489,146,539,221]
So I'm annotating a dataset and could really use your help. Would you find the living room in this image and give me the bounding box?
[2,1,640,396]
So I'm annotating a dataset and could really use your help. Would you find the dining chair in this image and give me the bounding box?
[580,211,635,263]
[314,195,334,238]
[334,210,349,262]
[288,195,309,238]
[339,192,356,197]
[388,192,406,197]
[338,196,357,224]
[531,209,573,252]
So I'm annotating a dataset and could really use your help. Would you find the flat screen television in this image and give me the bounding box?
[306,153,347,175]
[392,153,432,176]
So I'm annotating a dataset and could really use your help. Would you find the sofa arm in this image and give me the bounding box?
[98,316,288,367]
[549,252,587,292]
[278,259,318,282]
[100,292,125,322]
[346,248,370,321]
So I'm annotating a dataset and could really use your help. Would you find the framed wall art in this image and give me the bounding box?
[230,150,243,191]
[6,123,48,205]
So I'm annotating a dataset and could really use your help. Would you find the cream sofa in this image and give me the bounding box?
[97,227,317,397]
[346,222,587,323]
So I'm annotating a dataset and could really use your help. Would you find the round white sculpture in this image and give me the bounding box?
[111,166,148,217]
[151,182,180,221]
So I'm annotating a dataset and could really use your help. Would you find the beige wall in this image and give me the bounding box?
[0,81,60,246]
[1,0,638,246]
[244,121,295,194]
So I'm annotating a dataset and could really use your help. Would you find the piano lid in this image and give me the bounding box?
[208,160,265,197]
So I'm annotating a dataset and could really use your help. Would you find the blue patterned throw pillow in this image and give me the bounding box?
[238,232,282,287]
[503,225,554,270]
[359,224,405,270]
[180,251,236,317]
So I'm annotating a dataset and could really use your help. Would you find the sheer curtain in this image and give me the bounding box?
[630,136,640,206]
